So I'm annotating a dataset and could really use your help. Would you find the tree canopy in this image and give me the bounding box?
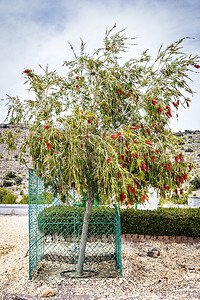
[3,25,200,206]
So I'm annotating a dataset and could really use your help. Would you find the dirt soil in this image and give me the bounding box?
[0,215,200,299]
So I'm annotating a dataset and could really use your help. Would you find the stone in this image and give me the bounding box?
[147,250,154,257]
[152,248,160,256]
[41,288,56,297]
[147,248,160,258]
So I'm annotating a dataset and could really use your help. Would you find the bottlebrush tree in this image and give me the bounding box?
[3,25,199,275]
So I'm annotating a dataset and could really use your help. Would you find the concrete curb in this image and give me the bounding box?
[0,204,28,215]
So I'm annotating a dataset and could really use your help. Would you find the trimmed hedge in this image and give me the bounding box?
[38,205,115,239]
[37,206,200,238]
[120,207,200,237]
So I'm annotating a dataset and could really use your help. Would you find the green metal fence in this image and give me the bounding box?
[29,169,122,283]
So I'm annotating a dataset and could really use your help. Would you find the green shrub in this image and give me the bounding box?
[185,148,194,152]
[190,176,200,190]
[5,171,17,179]
[0,188,17,204]
[18,194,29,204]
[14,176,23,185]
[120,207,200,237]
[37,205,115,239]
[3,180,13,187]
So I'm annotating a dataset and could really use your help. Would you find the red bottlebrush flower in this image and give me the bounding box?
[39,137,42,141]
[179,153,183,161]
[156,150,159,154]
[152,99,158,105]
[165,185,170,191]
[144,154,147,158]
[177,175,184,184]
[121,155,124,161]
[94,158,97,163]
[145,140,152,145]
[175,156,179,164]
[114,24,116,28]
[184,172,187,180]
[189,164,192,170]
[45,126,49,130]
[88,119,92,124]
[58,186,62,193]
[133,139,137,143]
[134,182,137,187]
[23,69,30,73]
[175,188,178,195]
[39,174,42,177]
[166,164,170,171]
[180,189,183,195]
[151,156,155,163]
[117,89,121,95]
[146,128,151,135]
[60,88,63,91]
[76,76,79,79]
[76,85,80,89]
[102,134,106,137]
[132,153,135,157]
[117,172,121,179]
[166,106,171,111]
[126,142,129,148]
[111,135,118,139]
[118,132,122,137]
[186,102,190,107]
[80,144,83,148]
[46,142,52,150]
[141,124,144,129]
[127,92,132,97]
[166,111,172,118]
[129,199,134,206]
[58,78,61,81]
[172,102,177,108]
[120,193,126,202]
[106,158,111,163]
[194,64,200,69]
[161,163,164,167]
[142,195,146,201]
[132,187,136,194]
[127,186,132,192]
[131,126,138,130]
[158,107,163,113]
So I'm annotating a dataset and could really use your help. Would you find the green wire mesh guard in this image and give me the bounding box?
[29,169,122,283]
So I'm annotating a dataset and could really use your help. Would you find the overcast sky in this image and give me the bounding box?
[0,0,199,132]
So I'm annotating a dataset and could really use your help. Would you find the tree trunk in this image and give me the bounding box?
[76,191,94,276]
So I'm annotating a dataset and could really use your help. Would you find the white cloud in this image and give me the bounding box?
[0,0,199,131]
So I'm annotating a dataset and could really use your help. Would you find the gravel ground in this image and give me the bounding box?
[0,215,200,299]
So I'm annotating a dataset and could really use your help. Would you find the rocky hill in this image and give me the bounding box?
[0,124,200,200]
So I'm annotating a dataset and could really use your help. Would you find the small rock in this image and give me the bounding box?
[138,252,145,256]
[147,250,155,257]
[147,248,160,258]
[188,266,195,270]
[152,248,161,256]
[177,263,186,268]
[41,288,56,297]
[165,246,169,250]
